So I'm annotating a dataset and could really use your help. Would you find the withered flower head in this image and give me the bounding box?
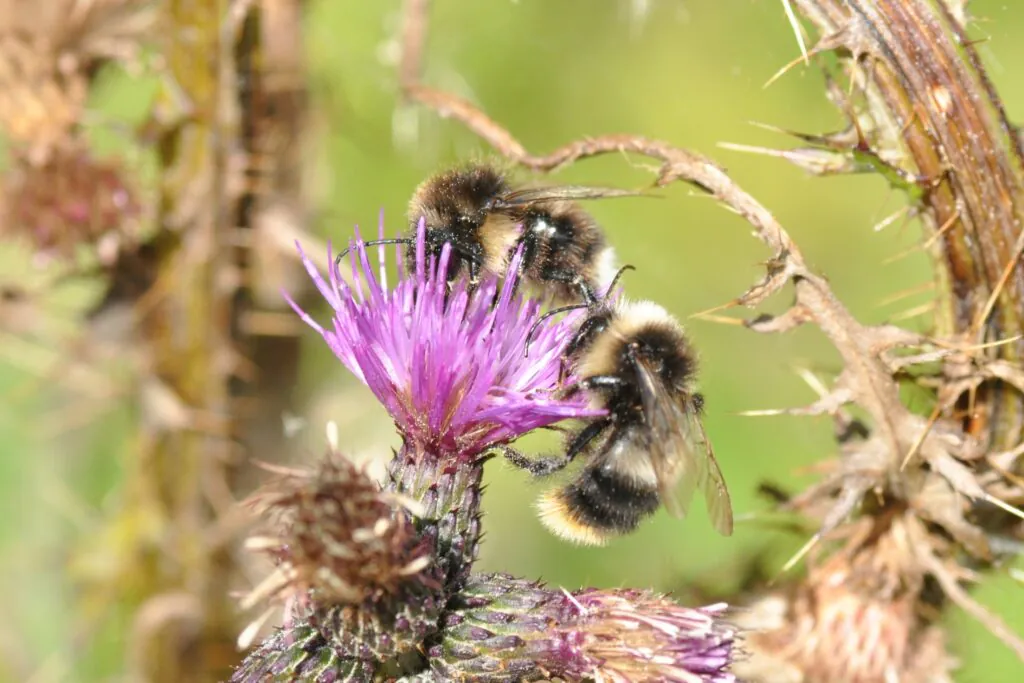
[732,514,957,683]
[243,450,435,611]
[3,142,138,261]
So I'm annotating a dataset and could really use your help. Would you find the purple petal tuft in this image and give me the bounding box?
[287,213,603,459]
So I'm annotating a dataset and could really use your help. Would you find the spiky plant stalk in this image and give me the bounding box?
[118,0,244,679]
[726,1,1024,678]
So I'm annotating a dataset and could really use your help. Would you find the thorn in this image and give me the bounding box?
[984,493,1024,522]
[871,205,910,233]
[561,587,588,615]
[770,533,821,585]
[690,312,746,326]
[718,141,853,175]
[900,404,942,471]
[780,0,809,65]
[922,209,962,250]
[326,420,340,451]
[384,492,427,518]
[795,367,830,399]
[970,226,1024,341]
[737,407,791,417]
[875,281,935,308]
[746,120,794,136]
[931,334,1023,353]
[717,141,789,158]
[237,606,277,650]
[889,301,936,322]
[251,460,309,477]
[688,299,740,321]
[881,243,923,266]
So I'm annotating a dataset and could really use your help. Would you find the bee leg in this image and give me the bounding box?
[538,424,571,434]
[557,357,574,386]
[563,418,611,460]
[497,445,568,477]
[564,315,609,362]
[540,267,597,306]
[557,373,625,402]
[498,419,610,477]
[558,316,611,385]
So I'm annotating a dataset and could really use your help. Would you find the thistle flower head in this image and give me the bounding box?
[432,573,737,682]
[3,143,138,260]
[242,450,435,610]
[287,212,600,460]
[562,589,736,683]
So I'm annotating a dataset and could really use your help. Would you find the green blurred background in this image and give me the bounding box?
[3,1,1024,680]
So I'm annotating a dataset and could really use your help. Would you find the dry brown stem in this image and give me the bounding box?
[785,0,1024,450]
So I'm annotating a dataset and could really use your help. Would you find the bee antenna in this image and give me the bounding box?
[333,238,412,270]
[601,264,636,300]
[525,303,590,357]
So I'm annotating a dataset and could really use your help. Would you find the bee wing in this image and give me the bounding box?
[495,185,649,208]
[633,359,735,536]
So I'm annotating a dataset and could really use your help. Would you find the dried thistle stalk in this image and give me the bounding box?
[782,0,1024,450]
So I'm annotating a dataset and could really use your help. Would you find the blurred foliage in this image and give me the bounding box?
[2,0,1024,681]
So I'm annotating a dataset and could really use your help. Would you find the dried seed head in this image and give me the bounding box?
[2,142,139,260]
[0,1,154,160]
[244,451,436,609]
[733,516,956,683]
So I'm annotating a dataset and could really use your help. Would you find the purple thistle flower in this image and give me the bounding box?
[286,212,601,461]
[562,588,736,683]
[431,573,737,682]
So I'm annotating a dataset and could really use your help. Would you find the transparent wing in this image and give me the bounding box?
[633,359,734,536]
[495,185,649,208]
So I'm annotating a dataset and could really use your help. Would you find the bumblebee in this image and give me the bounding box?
[337,162,636,304]
[506,275,733,544]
